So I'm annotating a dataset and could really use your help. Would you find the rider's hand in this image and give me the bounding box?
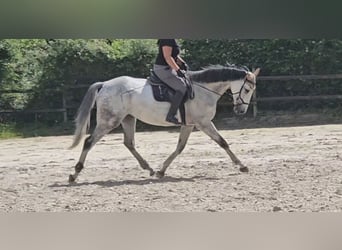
[176,69,186,78]
[180,62,188,71]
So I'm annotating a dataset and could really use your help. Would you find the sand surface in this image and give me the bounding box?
[1,124,342,212]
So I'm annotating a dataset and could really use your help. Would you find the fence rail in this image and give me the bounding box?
[1,74,342,120]
[250,74,342,117]
[258,74,342,81]
[256,95,342,102]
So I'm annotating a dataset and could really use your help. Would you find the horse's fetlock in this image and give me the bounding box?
[84,136,93,150]
[156,171,165,178]
[75,162,84,173]
[124,142,134,150]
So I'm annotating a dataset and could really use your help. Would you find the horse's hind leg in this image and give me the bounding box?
[121,115,155,176]
[156,125,194,178]
[69,121,120,183]
[196,121,248,172]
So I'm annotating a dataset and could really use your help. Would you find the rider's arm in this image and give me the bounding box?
[162,46,180,71]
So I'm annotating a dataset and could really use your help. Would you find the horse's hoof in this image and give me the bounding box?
[239,166,249,173]
[156,171,165,179]
[68,174,76,183]
[149,170,155,176]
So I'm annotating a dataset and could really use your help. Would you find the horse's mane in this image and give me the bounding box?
[189,64,249,84]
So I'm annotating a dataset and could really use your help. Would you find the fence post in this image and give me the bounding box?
[62,91,68,122]
[253,89,258,118]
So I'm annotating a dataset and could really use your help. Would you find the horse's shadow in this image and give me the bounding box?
[49,175,219,188]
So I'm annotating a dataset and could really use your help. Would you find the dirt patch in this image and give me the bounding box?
[1,124,342,211]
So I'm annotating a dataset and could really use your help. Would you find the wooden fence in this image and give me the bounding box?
[0,89,69,122]
[1,74,342,121]
[252,74,342,117]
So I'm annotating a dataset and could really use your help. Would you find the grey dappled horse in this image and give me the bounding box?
[69,65,260,182]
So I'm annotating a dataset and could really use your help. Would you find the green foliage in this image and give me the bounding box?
[1,39,342,128]
[0,39,48,109]
[0,123,21,139]
[0,39,158,125]
[181,39,342,106]
[181,39,342,75]
[25,39,157,111]
[113,39,157,77]
[0,40,11,80]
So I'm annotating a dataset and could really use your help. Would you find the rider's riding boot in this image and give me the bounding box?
[166,90,185,125]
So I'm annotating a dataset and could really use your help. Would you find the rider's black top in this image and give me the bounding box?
[155,39,180,66]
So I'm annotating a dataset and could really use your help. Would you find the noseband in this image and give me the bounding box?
[231,77,255,106]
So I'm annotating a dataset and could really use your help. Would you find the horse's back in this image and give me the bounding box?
[96,75,151,107]
[103,76,146,90]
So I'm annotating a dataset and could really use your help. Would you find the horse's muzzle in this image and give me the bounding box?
[233,105,247,116]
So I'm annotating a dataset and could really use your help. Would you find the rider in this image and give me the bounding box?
[153,39,188,125]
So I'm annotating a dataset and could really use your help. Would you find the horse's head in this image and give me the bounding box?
[230,68,260,115]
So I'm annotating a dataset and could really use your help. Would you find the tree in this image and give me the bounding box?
[0,39,47,110]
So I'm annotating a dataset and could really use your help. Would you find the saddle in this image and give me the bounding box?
[147,70,194,125]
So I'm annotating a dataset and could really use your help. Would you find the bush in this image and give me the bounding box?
[181,39,342,106]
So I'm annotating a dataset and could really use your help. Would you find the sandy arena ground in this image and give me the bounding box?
[0,124,342,212]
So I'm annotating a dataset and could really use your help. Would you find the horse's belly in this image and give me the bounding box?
[126,87,179,126]
[130,100,173,126]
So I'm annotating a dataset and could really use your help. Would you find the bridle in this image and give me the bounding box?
[231,77,255,106]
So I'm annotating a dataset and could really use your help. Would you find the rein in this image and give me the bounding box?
[193,77,255,106]
[194,83,222,96]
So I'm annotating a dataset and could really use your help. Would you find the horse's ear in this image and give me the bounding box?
[253,68,261,77]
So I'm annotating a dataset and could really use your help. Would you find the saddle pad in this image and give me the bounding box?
[148,79,174,102]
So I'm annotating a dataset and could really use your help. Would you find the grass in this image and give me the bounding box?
[0,123,22,139]
[0,121,75,139]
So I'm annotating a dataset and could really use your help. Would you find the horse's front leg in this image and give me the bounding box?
[156,125,194,178]
[196,121,248,172]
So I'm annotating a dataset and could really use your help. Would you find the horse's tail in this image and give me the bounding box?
[69,82,104,149]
